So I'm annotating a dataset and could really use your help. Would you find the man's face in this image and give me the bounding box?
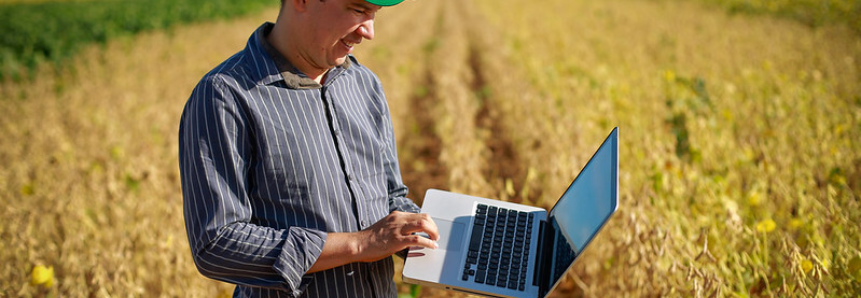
[300,0,380,72]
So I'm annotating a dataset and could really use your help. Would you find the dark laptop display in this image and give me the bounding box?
[539,129,618,296]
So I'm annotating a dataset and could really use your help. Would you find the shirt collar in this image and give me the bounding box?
[253,22,351,89]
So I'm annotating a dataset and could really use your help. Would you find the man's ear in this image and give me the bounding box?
[292,0,309,12]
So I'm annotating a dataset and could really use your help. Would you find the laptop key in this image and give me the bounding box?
[468,225,482,252]
[476,270,486,284]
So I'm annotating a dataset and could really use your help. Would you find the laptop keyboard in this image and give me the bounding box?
[462,204,534,291]
[553,234,576,282]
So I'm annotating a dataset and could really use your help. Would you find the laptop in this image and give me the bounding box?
[402,127,619,298]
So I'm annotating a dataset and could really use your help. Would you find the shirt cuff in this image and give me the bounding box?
[273,227,327,297]
[390,196,421,214]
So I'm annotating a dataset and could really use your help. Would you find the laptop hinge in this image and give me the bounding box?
[533,220,545,287]
[534,219,555,296]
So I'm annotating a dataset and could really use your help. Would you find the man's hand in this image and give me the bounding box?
[354,211,439,263]
[307,211,439,273]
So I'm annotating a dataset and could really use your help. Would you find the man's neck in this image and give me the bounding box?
[267,22,327,84]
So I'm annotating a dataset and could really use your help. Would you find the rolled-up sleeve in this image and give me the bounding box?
[179,74,326,296]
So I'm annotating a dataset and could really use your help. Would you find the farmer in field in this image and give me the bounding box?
[178,0,439,297]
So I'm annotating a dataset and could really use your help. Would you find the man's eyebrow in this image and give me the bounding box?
[351,1,381,11]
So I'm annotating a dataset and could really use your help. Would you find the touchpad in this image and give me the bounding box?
[434,218,465,252]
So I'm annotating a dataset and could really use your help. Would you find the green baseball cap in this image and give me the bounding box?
[366,0,404,6]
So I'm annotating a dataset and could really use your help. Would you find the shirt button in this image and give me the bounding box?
[334,129,341,137]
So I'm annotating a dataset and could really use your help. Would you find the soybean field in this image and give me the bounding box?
[1,0,860,297]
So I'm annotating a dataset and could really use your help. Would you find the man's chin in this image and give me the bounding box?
[335,56,349,66]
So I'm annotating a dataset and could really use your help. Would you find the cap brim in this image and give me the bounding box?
[365,0,404,6]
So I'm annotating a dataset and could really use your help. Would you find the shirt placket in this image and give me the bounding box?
[321,85,371,231]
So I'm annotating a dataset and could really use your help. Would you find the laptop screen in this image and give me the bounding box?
[544,127,618,294]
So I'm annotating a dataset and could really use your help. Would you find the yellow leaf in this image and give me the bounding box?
[756,219,776,233]
[788,218,803,230]
[748,191,762,207]
[722,109,733,121]
[505,179,515,197]
[664,70,676,82]
[31,265,54,288]
[801,259,813,273]
[164,234,174,249]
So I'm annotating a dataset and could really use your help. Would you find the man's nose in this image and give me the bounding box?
[358,19,374,41]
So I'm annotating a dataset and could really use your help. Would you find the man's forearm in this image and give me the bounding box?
[307,232,362,273]
[309,211,440,273]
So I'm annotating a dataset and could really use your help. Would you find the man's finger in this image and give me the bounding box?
[420,214,440,241]
[401,214,439,241]
[406,234,439,250]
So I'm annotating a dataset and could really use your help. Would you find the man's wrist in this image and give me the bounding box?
[347,230,368,263]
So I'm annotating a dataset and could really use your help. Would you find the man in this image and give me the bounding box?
[178,0,439,297]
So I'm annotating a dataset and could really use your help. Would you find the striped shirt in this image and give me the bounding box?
[179,23,420,298]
